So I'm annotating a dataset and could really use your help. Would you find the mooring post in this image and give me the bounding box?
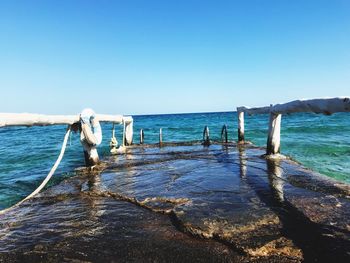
[80,108,102,166]
[159,128,163,146]
[125,120,133,146]
[238,110,245,143]
[140,129,144,144]
[83,146,99,166]
[266,112,282,155]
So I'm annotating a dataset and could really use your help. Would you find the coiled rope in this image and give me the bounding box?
[0,126,72,215]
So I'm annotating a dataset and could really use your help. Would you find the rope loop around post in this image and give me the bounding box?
[221,124,228,143]
[202,126,210,146]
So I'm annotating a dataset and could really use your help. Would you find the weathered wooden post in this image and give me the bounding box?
[237,110,245,143]
[159,128,163,146]
[266,112,282,155]
[80,109,103,166]
[140,129,144,144]
[125,120,133,146]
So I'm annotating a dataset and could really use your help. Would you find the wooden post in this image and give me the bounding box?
[140,129,144,144]
[159,128,163,146]
[266,113,282,155]
[80,109,103,166]
[238,111,244,143]
[125,120,133,145]
[83,146,99,166]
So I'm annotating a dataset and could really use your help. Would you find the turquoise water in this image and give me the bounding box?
[0,111,349,209]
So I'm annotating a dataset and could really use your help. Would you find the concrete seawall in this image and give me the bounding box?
[0,143,349,262]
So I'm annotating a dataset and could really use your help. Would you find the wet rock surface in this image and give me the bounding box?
[0,143,349,262]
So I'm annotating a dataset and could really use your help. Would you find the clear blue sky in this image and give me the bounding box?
[0,0,349,115]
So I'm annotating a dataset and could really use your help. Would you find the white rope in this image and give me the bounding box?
[0,126,71,215]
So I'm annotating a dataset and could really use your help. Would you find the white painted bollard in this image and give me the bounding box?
[125,120,133,145]
[266,113,282,155]
[238,111,245,142]
[83,145,99,166]
[80,109,103,166]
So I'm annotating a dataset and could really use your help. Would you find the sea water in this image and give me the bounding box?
[0,111,349,209]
